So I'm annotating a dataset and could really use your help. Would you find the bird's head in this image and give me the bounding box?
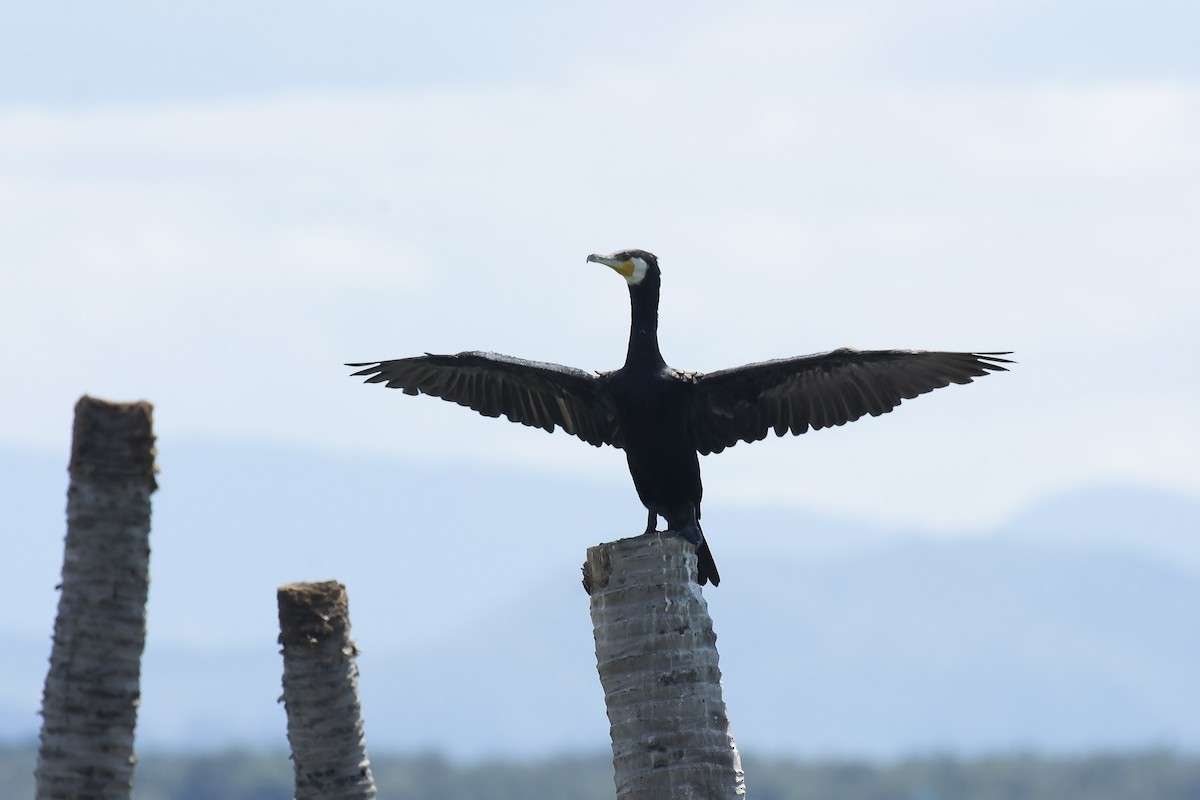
[587,249,659,286]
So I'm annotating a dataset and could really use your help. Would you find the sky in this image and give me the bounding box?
[2,0,1199,531]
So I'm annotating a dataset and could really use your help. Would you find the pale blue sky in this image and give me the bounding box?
[2,2,1198,104]
[4,0,1200,760]
[2,1,1198,528]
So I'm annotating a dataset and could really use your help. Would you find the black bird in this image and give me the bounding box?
[348,250,1010,586]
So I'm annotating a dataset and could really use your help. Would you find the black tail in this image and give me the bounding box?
[696,536,720,587]
[671,510,720,587]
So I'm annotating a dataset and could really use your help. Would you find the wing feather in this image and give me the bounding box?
[690,348,1011,455]
[348,351,623,448]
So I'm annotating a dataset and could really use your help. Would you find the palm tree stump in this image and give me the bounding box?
[35,396,157,800]
[584,531,745,799]
[277,581,377,800]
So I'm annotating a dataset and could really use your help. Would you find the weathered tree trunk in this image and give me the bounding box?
[277,581,377,800]
[584,531,745,799]
[35,396,157,800]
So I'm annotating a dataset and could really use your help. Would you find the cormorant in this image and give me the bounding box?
[349,249,1010,586]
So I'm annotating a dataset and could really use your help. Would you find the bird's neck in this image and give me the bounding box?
[625,282,665,370]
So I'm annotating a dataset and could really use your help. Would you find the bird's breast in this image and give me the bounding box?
[610,377,694,451]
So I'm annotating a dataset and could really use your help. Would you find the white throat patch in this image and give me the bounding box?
[625,256,650,286]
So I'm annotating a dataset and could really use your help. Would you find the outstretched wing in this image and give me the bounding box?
[348,351,623,448]
[688,348,1011,455]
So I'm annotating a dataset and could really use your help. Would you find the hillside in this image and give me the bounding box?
[3,444,1199,758]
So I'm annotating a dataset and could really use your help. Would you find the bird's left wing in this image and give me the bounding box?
[688,348,1011,455]
[348,351,623,448]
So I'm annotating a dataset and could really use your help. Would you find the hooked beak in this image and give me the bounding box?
[587,252,636,278]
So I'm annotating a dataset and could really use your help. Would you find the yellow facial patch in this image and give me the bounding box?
[612,259,636,277]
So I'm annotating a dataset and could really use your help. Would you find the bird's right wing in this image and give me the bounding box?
[348,351,624,448]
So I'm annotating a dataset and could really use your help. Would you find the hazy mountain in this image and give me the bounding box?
[3,444,1198,758]
[1005,484,1200,573]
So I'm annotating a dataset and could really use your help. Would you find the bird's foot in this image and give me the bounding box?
[672,522,703,546]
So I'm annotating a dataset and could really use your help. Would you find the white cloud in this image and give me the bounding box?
[1,20,1198,525]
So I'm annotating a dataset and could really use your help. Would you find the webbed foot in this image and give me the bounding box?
[674,521,703,546]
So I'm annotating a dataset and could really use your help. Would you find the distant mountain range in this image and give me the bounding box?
[3,444,1198,759]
